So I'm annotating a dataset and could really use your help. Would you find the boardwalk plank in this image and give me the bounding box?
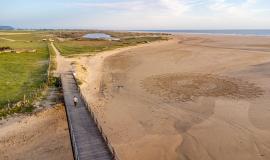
[61,73,113,160]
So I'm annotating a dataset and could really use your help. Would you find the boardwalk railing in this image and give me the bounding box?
[72,73,120,160]
[62,73,114,160]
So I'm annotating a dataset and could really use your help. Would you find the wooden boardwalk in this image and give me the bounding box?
[61,72,113,160]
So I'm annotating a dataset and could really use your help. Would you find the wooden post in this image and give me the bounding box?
[23,94,26,105]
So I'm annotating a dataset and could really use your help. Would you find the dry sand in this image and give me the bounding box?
[0,32,30,36]
[74,35,270,160]
[0,105,73,160]
[0,37,16,42]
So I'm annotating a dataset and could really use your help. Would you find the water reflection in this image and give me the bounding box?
[83,33,112,40]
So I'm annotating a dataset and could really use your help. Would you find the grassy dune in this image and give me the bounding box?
[55,37,168,56]
[54,31,169,56]
[0,32,49,117]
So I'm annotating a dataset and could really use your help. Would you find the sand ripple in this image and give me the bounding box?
[142,73,264,102]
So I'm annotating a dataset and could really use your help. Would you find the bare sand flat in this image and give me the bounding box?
[0,32,30,35]
[0,105,73,160]
[0,37,16,42]
[75,35,270,160]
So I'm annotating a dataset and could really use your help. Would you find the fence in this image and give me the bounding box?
[47,43,52,81]
[72,73,120,160]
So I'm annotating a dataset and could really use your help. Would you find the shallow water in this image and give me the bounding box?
[83,33,112,39]
[137,29,270,36]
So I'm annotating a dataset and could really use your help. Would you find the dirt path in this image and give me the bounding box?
[51,42,71,74]
[75,35,270,160]
[0,37,16,42]
[0,32,30,36]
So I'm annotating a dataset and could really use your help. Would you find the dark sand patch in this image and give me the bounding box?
[142,73,263,102]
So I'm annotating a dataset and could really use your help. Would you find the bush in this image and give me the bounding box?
[0,104,34,119]
[48,76,61,87]
[0,46,12,51]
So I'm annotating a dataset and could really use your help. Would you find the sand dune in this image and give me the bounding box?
[74,35,270,160]
[0,105,73,160]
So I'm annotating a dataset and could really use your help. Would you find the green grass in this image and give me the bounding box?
[0,32,49,118]
[0,32,44,41]
[0,30,168,117]
[0,45,48,106]
[47,43,60,87]
[55,36,169,56]
[51,30,170,39]
[48,43,57,71]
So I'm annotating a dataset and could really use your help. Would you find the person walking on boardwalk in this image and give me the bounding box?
[73,96,78,107]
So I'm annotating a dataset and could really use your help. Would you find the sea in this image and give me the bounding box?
[135,30,270,36]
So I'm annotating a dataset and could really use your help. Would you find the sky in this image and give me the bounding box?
[1,0,270,29]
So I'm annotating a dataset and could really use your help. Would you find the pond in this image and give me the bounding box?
[83,33,112,40]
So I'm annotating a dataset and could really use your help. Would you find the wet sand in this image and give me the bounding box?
[75,35,270,160]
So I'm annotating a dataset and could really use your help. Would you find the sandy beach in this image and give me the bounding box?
[73,34,270,160]
[2,0,270,159]
[0,105,73,160]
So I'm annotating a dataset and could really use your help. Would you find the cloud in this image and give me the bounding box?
[209,0,258,17]
[159,0,190,15]
[44,0,270,29]
[70,0,193,16]
[72,1,145,11]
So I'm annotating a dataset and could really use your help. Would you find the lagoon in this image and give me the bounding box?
[83,33,112,40]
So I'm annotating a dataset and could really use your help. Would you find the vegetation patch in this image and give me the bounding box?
[54,35,169,56]
[48,43,57,72]
[0,46,12,51]
[0,103,35,120]
[49,76,61,88]
[0,32,49,118]
[52,30,169,39]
